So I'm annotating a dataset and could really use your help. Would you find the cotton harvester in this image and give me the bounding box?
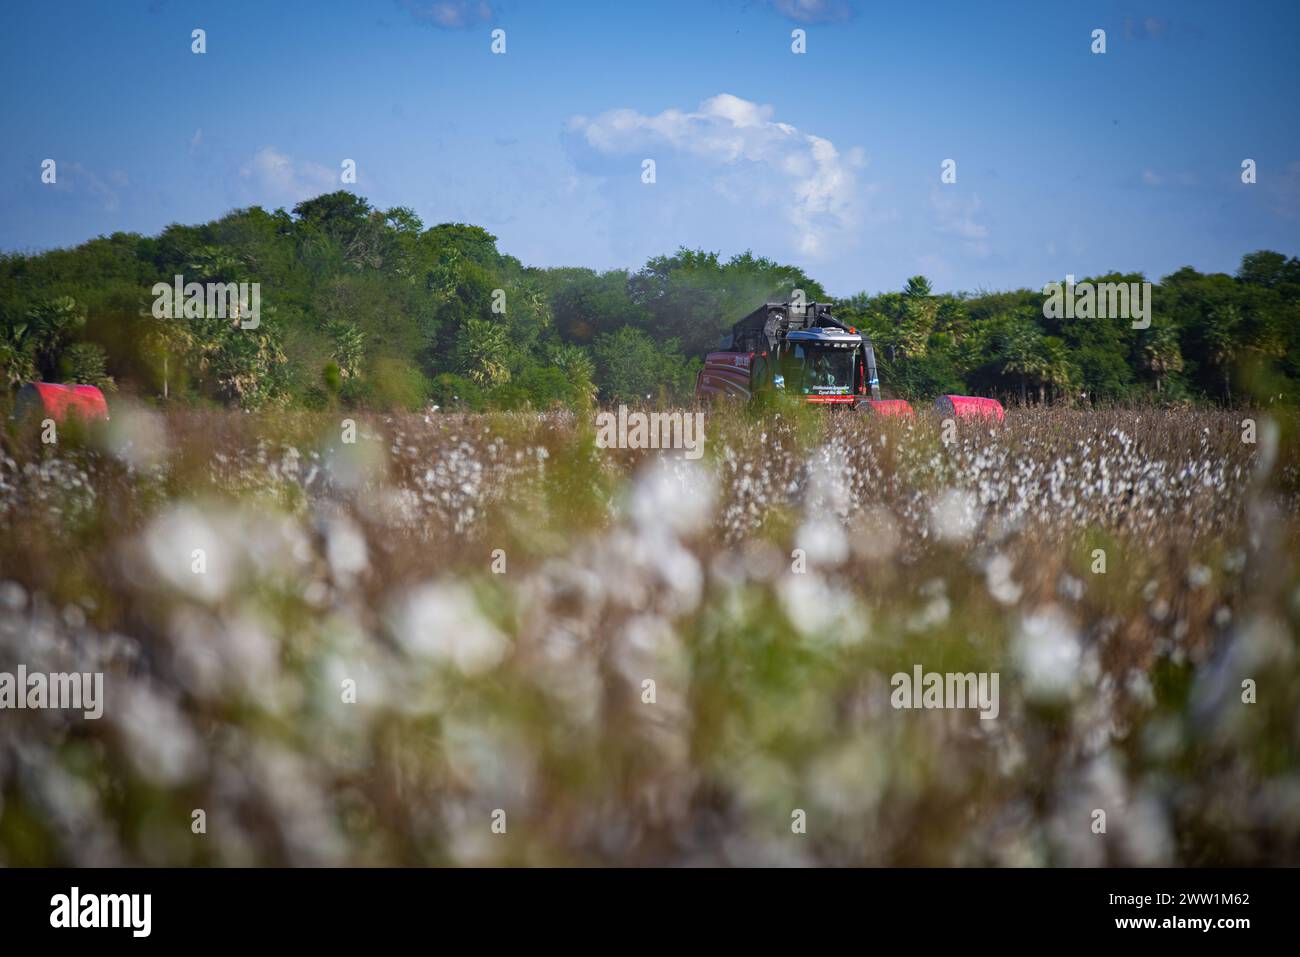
[694,300,1002,419]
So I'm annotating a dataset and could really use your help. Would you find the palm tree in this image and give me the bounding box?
[62,343,113,389]
[327,320,366,380]
[903,275,933,299]
[1039,336,1076,404]
[0,323,38,388]
[29,296,86,376]
[549,343,597,403]
[1139,325,1183,394]
[455,318,512,388]
[519,281,553,333]
[1205,304,1241,403]
[997,318,1045,405]
[183,245,242,282]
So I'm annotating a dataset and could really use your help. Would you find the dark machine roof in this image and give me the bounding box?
[726,301,856,353]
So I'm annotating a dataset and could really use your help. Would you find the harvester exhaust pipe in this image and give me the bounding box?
[863,340,882,401]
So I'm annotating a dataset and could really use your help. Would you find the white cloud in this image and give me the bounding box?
[568,93,864,257]
[51,162,122,212]
[238,147,337,206]
[930,186,990,256]
[771,0,854,24]
[400,0,493,29]
[1141,168,1198,188]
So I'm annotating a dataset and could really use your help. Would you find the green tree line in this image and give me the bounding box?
[1,191,1296,410]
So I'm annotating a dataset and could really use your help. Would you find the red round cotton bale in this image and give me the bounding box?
[864,399,913,416]
[934,395,1004,421]
[14,383,110,423]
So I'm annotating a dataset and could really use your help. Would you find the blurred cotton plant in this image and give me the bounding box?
[0,405,1297,865]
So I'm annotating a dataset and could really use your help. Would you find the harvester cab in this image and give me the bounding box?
[696,300,881,406]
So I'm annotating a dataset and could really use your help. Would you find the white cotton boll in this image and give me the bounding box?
[930,488,981,543]
[1125,668,1156,708]
[323,514,369,582]
[650,539,704,614]
[807,736,887,817]
[984,553,1022,606]
[387,582,509,676]
[441,718,536,807]
[302,580,330,607]
[221,612,281,700]
[630,459,715,537]
[1236,615,1295,670]
[1014,605,1081,700]
[248,743,347,866]
[102,402,167,470]
[113,685,203,786]
[795,516,849,567]
[167,607,225,699]
[778,574,868,646]
[0,580,28,611]
[323,437,385,491]
[1057,574,1085,603]
[907,578,951,632]
[144,504,234,603]
[1120,792,1174,866]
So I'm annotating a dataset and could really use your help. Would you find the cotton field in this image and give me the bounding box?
[0,404,1297,865]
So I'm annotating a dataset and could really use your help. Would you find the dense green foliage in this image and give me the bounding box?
[837,258,1300,407]
[1,191,1296,410]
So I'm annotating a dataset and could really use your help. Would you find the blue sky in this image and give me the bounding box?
[1,0,1297,295]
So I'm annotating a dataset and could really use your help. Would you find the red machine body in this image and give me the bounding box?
[14,382,110,423]
[695,301,880,408]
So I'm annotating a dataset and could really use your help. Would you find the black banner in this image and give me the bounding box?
[0,867,1281,943]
